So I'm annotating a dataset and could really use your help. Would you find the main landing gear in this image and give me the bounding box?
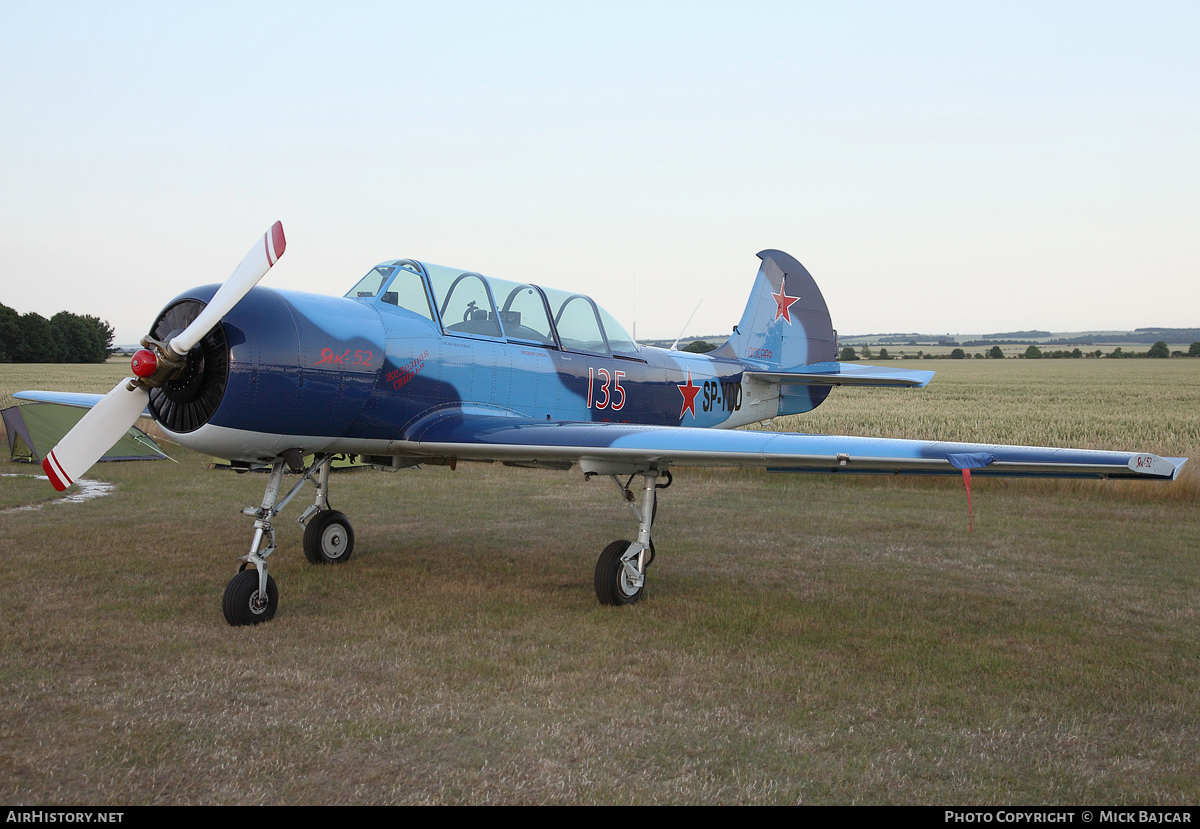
[590,468,671,606]
[220,454,668,622]
[303,510,355,564]
[222,453,356,626]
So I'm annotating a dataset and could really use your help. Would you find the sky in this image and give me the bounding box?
[2,1,1198,345]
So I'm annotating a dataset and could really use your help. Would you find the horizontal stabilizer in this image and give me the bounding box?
[745,362,935,388]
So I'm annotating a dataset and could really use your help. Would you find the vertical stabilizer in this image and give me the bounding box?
[711,251,839,418]
[712,250,837,370]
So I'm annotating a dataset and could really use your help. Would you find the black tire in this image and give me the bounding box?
[222,569,278,626]
[594,539,643,606]
[303,510,355,564]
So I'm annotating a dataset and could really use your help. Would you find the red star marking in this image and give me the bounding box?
[772,283,801,323]
[677,371,701,420]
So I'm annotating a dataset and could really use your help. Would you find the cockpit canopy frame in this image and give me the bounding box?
[346,260,641,359]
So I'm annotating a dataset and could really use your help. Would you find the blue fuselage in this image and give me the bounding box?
[160,282,793,463]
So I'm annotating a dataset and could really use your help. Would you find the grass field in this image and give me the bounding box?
[1,360,1198,804]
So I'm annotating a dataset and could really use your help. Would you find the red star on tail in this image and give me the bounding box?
[678,371,701,420]
[772,283,800,323]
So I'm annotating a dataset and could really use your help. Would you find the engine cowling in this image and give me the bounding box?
[149,285,385,459]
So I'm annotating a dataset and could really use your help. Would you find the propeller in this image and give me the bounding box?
[42,222,286,491]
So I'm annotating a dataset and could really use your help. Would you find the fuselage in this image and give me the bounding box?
[153,260,806,464]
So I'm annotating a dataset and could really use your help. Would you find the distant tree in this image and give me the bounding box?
[1023,345,1042,359]
[1108,347,1123,358]
[1071,348,1083,359]
[1147,341,1170,359]
[681,339,717,353]
[860,345,872,360]
[51,312,111,363]
[1190,342,1200,357]
[877,347,890,360]
[0,305,114,363]
[15,312,62,363]
[950,348,966,359]
[988,345,1004,359]
[0,302,19,362]
[49,312,84,362]
[93,315,115,359]
[974,353,983,359]
[839,346,860,361]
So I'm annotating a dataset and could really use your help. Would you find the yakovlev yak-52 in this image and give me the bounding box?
[22,223,1188,625]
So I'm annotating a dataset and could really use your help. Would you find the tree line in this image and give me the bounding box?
[839,342,1200,361]
[0,302,115,363]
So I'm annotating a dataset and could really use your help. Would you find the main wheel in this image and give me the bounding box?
[303,510,355,564]
[222,569,279,626]
[594,539,644,606]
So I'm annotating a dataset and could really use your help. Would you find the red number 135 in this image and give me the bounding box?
[587,367,625,411]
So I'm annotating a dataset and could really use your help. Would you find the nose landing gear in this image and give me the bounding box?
[223,453,356,626]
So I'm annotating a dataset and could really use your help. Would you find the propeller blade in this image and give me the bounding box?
[169,221,286,356]
[42,380,150,491]
[42,222,285,491]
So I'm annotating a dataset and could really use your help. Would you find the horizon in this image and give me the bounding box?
[623,325,1200,346]
[98,322,1200,350]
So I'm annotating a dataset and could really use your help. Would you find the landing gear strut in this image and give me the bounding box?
[223,458,286,626]
[223,453,355,626]
[592,468,669,606]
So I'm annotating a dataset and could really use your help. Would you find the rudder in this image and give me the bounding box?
[713,249,836,369]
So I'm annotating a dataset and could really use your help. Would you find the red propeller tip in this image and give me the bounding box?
[43,454,69,492]
[130,349,158,378]
[270,221,286,261]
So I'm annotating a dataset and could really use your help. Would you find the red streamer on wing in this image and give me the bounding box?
[962,467,973,533]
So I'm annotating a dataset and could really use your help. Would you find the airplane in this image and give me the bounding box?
[22,222,1188,626]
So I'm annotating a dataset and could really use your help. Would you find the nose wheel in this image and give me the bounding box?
[222,569,279,625]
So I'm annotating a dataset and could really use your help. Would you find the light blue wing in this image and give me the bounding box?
[400,415,1186,481]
